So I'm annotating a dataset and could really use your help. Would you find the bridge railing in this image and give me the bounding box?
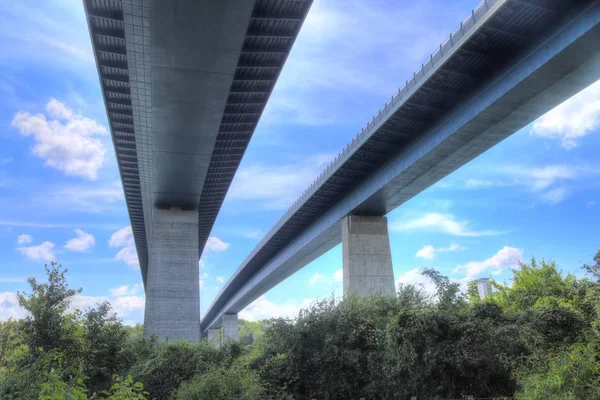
[237,0,501,273]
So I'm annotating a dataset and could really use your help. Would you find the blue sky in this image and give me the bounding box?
[1,0,599,324]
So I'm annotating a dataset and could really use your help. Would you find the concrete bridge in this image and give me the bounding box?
[200,0,600,342]
[83,0,313,342]
[85,0,600,344]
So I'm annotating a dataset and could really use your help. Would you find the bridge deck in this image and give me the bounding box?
[83,0,312,283]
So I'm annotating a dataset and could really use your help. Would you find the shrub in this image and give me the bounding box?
[172,367,264,400]
[129,341,222,399]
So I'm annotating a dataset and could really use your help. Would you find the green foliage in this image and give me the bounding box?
[83,302,134,393]
[39,373,87,400]
[2,251,600,400]
[94,375,148,400]
[515,343,600,399]
[173,367,264,400]
[129,341,222,399]
[17,262,82,356]
[238,319,265,345]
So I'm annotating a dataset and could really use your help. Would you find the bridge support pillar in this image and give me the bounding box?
[144,208,200,342]
[342,215,395,297]
[207,328,221,348]
[222,313,239,342]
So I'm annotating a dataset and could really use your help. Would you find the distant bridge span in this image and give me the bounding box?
[201,0,600,336]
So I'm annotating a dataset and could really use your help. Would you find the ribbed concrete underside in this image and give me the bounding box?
[83,0,313,284]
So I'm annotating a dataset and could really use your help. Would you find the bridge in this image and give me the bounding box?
[200,0,600,341]
[83,0,312,342]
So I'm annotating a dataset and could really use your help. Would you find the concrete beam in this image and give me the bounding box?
[144,208,200,342]
[342,215,395,297]
[222,313,239,342]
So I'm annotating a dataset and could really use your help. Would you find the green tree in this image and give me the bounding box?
[17,262,82,355]
[83,302,133,393]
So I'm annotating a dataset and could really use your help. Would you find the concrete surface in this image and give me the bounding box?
[342,215,395,297]
[222,313,239,342]
[144,208,200,342]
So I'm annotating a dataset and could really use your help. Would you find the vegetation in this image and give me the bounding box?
[1,251,599,399]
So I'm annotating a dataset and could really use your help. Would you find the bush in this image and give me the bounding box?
[515,343,600,399]
[173,367,264,400]
[129,341,222,399]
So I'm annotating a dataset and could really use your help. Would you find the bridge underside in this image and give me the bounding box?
[84,0,312,342]
[201,0,600,333]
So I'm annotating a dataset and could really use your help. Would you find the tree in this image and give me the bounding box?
[17,262,82,355]
[83,302,132,393]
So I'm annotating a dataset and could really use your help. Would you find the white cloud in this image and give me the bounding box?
[0,1,94,73]
[0,292,29,321]
[109,283,142,297]
[531,79,600,149]
[69,292,144,319]
[415,245,435,259]
[1,284,145,323]
[541,187,568,205]
[205,237,230,253]
[504,165,577,192]
[199,272,209,290]
[464,179,506,189]
[588,200,596,207]
[415,243,467,259]
[110,295,145,316]
[109,227,139,269]
[309,273,324,285]
[239,295,314,321]
[18,241,55,262]
[333,268,343,281]
[17,234,33,244]
[239,229,264,240]
[395,268,437,295]
[216,276,225,284]
[47,181,124,213]
[11,99,107,180]
[0,277,26,284]
[227,154,335,210]
[64,229,95,252]
[392,213,503,237]
[454,246,523,281]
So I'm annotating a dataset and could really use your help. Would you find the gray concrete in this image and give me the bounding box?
[201,0,600,333]
[207,328,221,348]
[144,208,200,342]
[342,215,395,297]
[222,313,239,342]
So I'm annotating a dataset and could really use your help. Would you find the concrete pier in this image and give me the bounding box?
[342,215,395,297]
[222,313,239,342]
[207,328,221,348]
[144,208,200,342]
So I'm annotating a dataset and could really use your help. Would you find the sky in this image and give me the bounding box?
[1,0,599,325]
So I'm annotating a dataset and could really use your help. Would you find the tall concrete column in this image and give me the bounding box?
[144,207,200,342]
[342,215,395,297]
[222,313,239,342]
[207,328,221,348]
